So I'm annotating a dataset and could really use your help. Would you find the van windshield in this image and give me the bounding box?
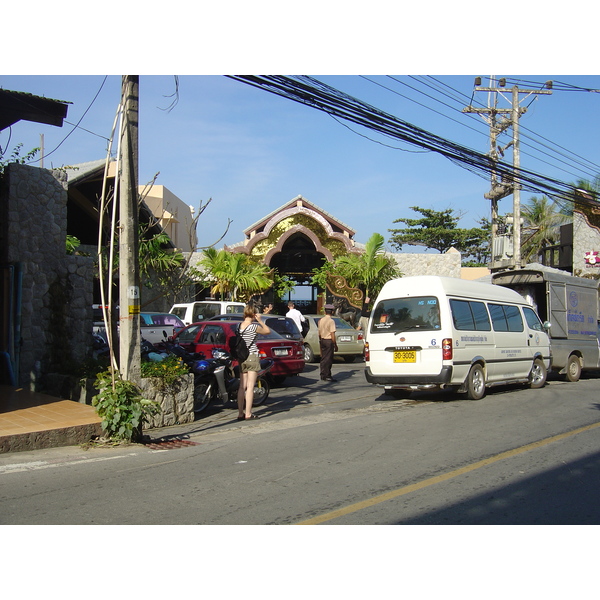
[371,296,441,334]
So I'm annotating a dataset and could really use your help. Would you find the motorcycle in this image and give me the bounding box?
[208,348,274,408]
[150,333,274,415]
[151,333,218,414]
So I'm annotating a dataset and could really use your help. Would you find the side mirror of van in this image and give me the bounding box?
[543,321,551,331]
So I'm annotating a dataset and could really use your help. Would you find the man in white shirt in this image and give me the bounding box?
[286,301,306,333]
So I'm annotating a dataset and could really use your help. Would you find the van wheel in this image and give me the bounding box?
[565,355,582,382]
[529,358,548,389]
[466,364,485,400]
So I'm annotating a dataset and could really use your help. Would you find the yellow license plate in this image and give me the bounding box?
[394,350,416,363]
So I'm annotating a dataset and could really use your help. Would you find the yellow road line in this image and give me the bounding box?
[297,420,600,525]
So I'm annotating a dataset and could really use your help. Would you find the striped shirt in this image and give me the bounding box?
[239,322,259,355]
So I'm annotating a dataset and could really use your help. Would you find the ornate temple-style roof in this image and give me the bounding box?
[243,195,356,240]
[228,195,360,263]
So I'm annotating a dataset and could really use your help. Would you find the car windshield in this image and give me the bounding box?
[266,317,300,336]
[370,296,441,334]
[313,317,354,330]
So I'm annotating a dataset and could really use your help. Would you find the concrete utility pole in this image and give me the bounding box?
[464,77,552,271]
[118,75,141,382]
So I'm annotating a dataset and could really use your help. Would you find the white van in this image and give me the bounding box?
[169,300,245,325]
[364,276,551,400]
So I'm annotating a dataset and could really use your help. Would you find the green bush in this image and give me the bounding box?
[140,355,190,387]
[92,369,161,442]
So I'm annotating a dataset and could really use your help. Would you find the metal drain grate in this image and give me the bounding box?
[144,438,200,450]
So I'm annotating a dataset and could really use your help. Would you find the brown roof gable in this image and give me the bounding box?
[0,89,70,131]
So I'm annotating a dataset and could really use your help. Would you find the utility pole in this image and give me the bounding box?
[464,77,552,270]
[118,75,141,382]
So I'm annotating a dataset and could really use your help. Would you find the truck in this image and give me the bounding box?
[491,266,600,382]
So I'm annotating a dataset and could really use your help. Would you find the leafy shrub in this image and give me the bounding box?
[92,369,161,442]
[140,355,190,387]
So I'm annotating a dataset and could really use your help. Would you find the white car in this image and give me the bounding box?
[169,300,245,325]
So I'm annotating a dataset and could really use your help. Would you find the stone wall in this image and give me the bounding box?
[139,373,195,428]
[392,247,462,278]
[1,163,95,389]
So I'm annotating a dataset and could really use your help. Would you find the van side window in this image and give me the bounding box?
[488,304,508,331]
[523,306,544,331]
[504,305,524,332]
[489,303,524,332]
[450,300,491,331]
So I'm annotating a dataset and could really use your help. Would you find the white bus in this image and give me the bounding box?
[364,276,551,400]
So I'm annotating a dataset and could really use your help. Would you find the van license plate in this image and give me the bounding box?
[394,350,416,363]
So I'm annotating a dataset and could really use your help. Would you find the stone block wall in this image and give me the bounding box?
[139,373,195,428]
[1,163,95,389]
[392,247,462,278]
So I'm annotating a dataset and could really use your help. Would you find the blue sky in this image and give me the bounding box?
[2,73,599,254]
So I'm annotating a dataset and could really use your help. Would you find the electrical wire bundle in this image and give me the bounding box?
[227,75,598,209]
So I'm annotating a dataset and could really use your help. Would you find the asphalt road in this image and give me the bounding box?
[2,358,600,525]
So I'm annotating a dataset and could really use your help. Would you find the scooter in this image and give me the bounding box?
[209,348,274,407]
[152,333,218,414]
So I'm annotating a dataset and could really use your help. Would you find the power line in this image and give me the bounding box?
[227,75,598,210]
[367,75,600,182]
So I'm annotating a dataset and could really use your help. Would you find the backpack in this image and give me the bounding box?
[229,324,250,362]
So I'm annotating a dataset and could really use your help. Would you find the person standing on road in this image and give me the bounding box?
[262,303,274,315]
[237,305,270,420]
[286,301,306,332]
[318,304,338,382]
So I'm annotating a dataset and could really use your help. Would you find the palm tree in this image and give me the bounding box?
[326,232,401,299]
[520,195,570,263]
[200,248,272,302]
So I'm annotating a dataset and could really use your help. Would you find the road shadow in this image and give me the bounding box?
[393,448,600,525]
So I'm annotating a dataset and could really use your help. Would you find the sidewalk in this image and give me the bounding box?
[0,385,102,454]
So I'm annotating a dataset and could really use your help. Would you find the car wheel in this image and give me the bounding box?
[565,355,582,382]
[529,357,547,389]
[303,343,316,363]
[466,364,485,400]
[252,376,270,406]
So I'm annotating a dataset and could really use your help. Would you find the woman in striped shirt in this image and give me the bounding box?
[237,305,270,420]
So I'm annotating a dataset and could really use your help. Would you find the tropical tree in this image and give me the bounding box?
[520,195,570,263]
[311,232,401,301]
[199,248,273,302]
[388,206,488,264]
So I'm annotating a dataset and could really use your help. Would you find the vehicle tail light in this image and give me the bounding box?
[442,338,453,360]
[357,331,364,341]
[259,348,267,358]
[364,342,370,361]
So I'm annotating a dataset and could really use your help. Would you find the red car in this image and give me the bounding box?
[173,320,305,383]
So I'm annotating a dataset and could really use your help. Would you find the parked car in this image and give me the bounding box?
[211,314,303,341]
[93,311,185,346]
[140,313,185,344]
[302,315,364,363]
[169,300,245,325]
[172,320,305,383]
